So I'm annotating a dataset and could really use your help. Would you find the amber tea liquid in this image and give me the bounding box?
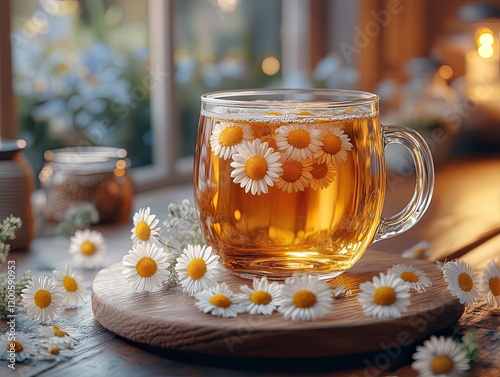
[194,110,386,280]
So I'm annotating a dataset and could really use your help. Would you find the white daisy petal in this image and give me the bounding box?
[387,264,432,292]
[402,240,432,259]
[210,121,254,160]
[314,125,353,164]
[122,243,170,292]
[443,260,480,305]
[21,276,64,324]
[35,325,80,349]
[412,335,470,376]
[235,277,282,315]
[130,207,162,246]
[195,282,245,318]
[278,274,332,321]
[481,260,500,308]
[275,124,323,161]
[52,265,87,307]
[357,272,411,319]
[69,229,107,269]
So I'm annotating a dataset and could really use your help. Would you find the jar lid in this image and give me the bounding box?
[0,139,27,160]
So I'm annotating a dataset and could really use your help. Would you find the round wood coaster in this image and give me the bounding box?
[91,250,463,358]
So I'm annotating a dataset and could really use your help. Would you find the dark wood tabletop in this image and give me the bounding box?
[1,157,499,377]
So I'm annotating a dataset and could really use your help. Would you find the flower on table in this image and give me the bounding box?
[0,332,38,363]
[236,277,282,315]
[131,207,162,246]
[21,276,63,324]
[314,126,353,164]
[37,343,74,362]
[357,272,411,319]
[69,229,107,269]
[210,121,254,160]
[175,244,220,296]
[401,240,432,259]
[278,274,333,321]
[230,139,283,195]
[481,260,500,308]
[331,285,352,299]
[443,260,480,305]
[275,124,323,161]
[411,335,470,377]
[35,325,79,349]
[387,264,432,293]
[195,282,245,318]
[122,243,170,292]
[52,265,87,308]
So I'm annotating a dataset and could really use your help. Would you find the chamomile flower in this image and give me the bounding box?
[210,121,254,160]
[37,343,74,362]
[402,240,432,259]
[52,265,87,307]
[309,161,336,190]
[315,126,353,164]
[275,124,323,161]
[69,229,107,269]
[230,139,283,195]
[0,332,37,362]
[175,244,220,295]
[278,274,333,321]
[481,260,500,308]
[412,335,470,377]
[387,264,432,293]
[35,325,79,349]
[21,276,63,324]
[122,243,170,292]
[131,207,162,246]
[236,277,282,315]
[276,158,313,193]
[443,260,480,305]
[195,282,245,318]
[357,272,411,319]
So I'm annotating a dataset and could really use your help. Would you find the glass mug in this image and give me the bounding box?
[193,89,434,280]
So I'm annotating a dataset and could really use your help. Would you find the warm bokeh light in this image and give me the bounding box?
[217,0,238,13]
[261,56,280,76]
[438,65,453,80]
[476,27,495,59]
[479,32,494,46]
[478,44,494,59]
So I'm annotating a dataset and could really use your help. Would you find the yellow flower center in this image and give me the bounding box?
[219,126,243,147]
[53,327,69,337]
[458,273,473,292]
[34,289,52,309]
[431,355,454,374]
[249,290,272,305]
[293,289,317,308]
[489,276,500,296]
[135,257,158,278]
[310,162,328,179]
[400,271,419,283]
[373,286,396,306]
[322,133,342,155]
[413,248,426,256]
[135,221,151,241]
[288,129,310,149]
[281,161,303,183]
[245,156,268,180]
[49,346,60,355]
[8,341,23,353]
[81,241,96,256]
[63,275,78,292]
[187,258,207,280]
[209,293,232,308]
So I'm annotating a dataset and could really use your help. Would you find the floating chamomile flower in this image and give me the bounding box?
[0,332,37,363]
[195,282,245,318]
[412,335,470,377]
[443,260,480,305]
[131,207,162,246]
[230,139,283,195]
[236,277,282,315]
[122,243,170,292]
[387,264,432,293]
[401,240,432,259]
[35,325,79,349]
[315,126,353,164]
[309,161,336,190]
[210,121,253,160]
[52,265,87,307]
[175,244,220,295]
[278,274,332,321]
[357,272,411,319]
[275,124,323,161]
[481,260,500,308]
[276,158,313,193]
[69,229,107,269]
[21,276,63,324]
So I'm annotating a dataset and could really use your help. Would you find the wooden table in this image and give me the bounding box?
[2,157,499,377]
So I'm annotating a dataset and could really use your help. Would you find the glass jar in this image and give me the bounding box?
[39,147,134,224]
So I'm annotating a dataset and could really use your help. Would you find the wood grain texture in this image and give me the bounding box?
[92,249,464,358]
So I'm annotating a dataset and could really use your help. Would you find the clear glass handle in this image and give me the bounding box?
[374,124,435,242]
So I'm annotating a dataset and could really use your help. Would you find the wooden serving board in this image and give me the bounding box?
[91,250,464,358]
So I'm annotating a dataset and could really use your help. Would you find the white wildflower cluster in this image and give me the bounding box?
[0,215,23,264]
